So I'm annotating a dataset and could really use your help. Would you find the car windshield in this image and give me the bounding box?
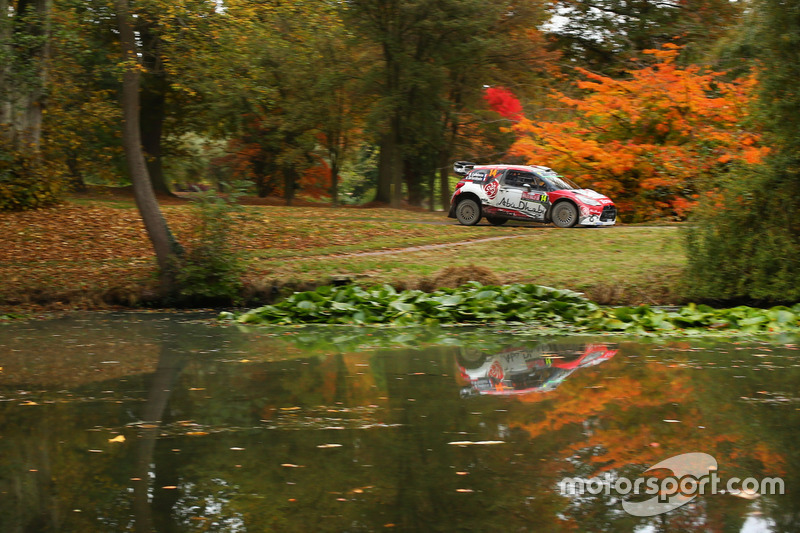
[540,171,580,191]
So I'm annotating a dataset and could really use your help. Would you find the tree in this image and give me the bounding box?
[343,0,555,208]
[45,1,123,191]
[201,1,358,205]
[0,0,50,150]
[115,0,182,290]
[684,0,800,303]
[546,0,743,74]
[505,45,764,221]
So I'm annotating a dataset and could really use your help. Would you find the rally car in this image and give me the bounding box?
[448,161,617,227]
[457,343,618,397]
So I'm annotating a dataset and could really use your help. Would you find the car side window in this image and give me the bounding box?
[503,171,544,189]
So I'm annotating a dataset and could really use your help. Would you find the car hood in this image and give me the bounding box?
[563,189,614,204]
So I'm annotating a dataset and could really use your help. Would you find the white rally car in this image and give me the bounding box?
[448,162,617,227]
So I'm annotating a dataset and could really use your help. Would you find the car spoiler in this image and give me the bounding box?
[453,161,476,176]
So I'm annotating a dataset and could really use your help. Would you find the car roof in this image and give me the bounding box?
[470,164,553,173]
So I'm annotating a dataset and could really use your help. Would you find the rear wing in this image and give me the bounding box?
[453,161,476,176]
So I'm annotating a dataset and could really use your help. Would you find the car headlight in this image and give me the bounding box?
[577,195,601,206]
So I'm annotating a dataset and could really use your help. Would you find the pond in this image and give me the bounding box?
[0,312,798,532]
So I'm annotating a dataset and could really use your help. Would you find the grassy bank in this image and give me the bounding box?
[0,195,686,311]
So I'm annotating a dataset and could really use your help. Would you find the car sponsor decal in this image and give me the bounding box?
[488,360,504,381]
[522,191,548,203]
[498,197,546,218]
[484,179,499,199]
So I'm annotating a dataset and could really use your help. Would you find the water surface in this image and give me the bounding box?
[1,313,798,532]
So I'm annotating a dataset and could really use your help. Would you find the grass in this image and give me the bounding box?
[0,196,687,310]
[244,225,685,305]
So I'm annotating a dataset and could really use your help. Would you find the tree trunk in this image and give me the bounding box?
[375,132,393,203]
[438,151,452,211]
[140,75,172,195]
[138,22,172,196]
[0,0,50,151]
[389,116,403,208]
[116,0,181,291]
[283,167,297,206]
[405,159,424,207]
[427,165,436,211]
[330,161,340,207]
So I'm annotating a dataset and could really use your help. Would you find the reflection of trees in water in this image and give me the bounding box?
[1,321,799,532]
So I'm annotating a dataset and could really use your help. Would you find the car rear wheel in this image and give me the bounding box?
[486,216,507,226]
[552,202,578,228]
[456,198,481,226]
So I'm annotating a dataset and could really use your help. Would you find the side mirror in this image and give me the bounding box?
[523,183,533,189]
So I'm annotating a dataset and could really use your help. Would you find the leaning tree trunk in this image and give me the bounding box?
[115,0,181,291]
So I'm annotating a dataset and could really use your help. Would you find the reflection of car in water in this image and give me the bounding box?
[457,343,617,397]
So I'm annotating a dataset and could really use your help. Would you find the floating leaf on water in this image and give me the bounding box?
[161,486,178,490]
[188,388,205,391]
[108,435,125,443]
[456,489,474,493]
[317,443,343,448]
[448,440,505,446]
[663,419,681,423]
[281,407,301,411]
[281,463,303,468]
[230,447,245,451]
[186,431,208,436]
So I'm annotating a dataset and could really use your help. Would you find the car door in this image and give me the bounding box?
[493,170,550,220]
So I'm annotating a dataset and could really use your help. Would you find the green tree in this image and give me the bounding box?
[684,0,800,303]
[547,0,742,74]
[344,0,554,207]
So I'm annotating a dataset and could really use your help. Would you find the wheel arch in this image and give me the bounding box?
[455,191,482,207]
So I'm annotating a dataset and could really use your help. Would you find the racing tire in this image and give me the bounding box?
[455,198,481,226]
[486,216,507,226]
[551,201,578,228]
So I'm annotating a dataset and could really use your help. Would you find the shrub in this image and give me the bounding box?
[174,183,248,305]
[684,159,800,305]
[0,147,65,211]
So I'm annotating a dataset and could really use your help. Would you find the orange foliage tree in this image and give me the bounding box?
[503,45,766,221]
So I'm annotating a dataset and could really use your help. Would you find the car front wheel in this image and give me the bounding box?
[552,202,578,228]
[456,198,481,226]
